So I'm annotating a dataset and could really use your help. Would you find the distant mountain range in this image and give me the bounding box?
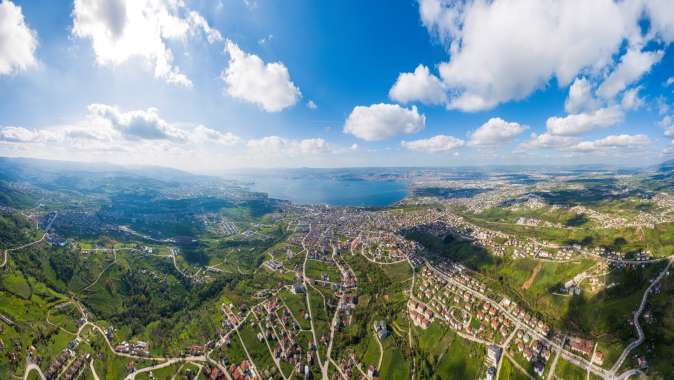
[0,156,208,184]
[656,159,674,173]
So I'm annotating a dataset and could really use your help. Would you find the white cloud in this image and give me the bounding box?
[660,116,674,138]
[72,0,221,87]
[565,78,599,114]
[87,103,189,142]
[546,106,623,136]
[642,0,674,43]
[306,100,318,109]
[596,47,663,99]
[0,124,116,145]
[343,103,426,141]
[621,87,645,111]
[0,104,239,149]
[258,34,273,45]
[243,0,257,10]
[657,96,671,116]
[467,118,527,146]
[417,0,634,111]
[246,135,286,152]
[190,125,239,145]
[666,77,674,87]
[401,135,464,153]
[298,138,330,154]
[0,0,38,75]
[187,11,223,43]
[246,136,330,155]
[0,126,41,143]
[389,64,447,105]
[221,40,301,112]
[569,134,651,152]
[519,133,578,150]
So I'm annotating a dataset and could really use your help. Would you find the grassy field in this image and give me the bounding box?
[134,363,182,379]
[486,257,595,324]
[554,358,588,379]
[238,324,278,377]
[305,259,341,282]
[278,290,311,330]
[637,271,674,378]
[0,271,32,299]
[379,338,409,380]
[498,356,529,380]
[415,324,485,380]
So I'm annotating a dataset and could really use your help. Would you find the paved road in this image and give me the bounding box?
[1,212,57,268]
[322,244,349,380]
[123,356,206,380]
[89,359,101,380]
[495,328,519,379]
[79,249,118,292]
[0,312,16,326]
[505,352,535,380]
[22,363,46,380]
[611,257,674,376]
[425,261,611,379]
[299,223,327,379]
[252,312,288,380]
[546,335,566,380]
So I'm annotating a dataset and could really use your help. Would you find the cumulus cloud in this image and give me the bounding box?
[519,133,579,150]
[0,104,239,148]
[246,136,330,155]
[467,118,527,146]
[190,125,239,145]
[72,0,221,87]
[401,135,464,153]
[596,47,663,99]
[221,40,301,112]
[87,104,190,142]
[306,100,318,109]
[0,124,116,145]
[412,0,674,112]
[246,136,287,153]
[565,78,599,114]
[546,106,623,136]
[343,103,426,141]
[0,126,42,143]
[389,65,447,105]
[621,87,645,111]
[659,116,674,138]
[186,11,223,43]
[642,0,674,43]
[417,0,634,111]
[0,0,38,75]
[569,134,651,152]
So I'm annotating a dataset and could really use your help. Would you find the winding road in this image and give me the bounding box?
[611,257,674,377]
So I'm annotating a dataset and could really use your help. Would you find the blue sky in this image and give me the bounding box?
[0,0,673,172]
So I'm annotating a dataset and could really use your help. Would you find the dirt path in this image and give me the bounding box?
[522,262,543,290]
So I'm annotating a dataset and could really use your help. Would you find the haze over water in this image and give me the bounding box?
[227,171,408,206]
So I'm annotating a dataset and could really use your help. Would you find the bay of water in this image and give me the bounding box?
[227,172,408,206]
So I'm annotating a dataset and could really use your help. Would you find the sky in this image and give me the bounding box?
[1,0,674,173]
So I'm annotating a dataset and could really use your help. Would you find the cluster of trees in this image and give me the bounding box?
[0,212,33,249]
